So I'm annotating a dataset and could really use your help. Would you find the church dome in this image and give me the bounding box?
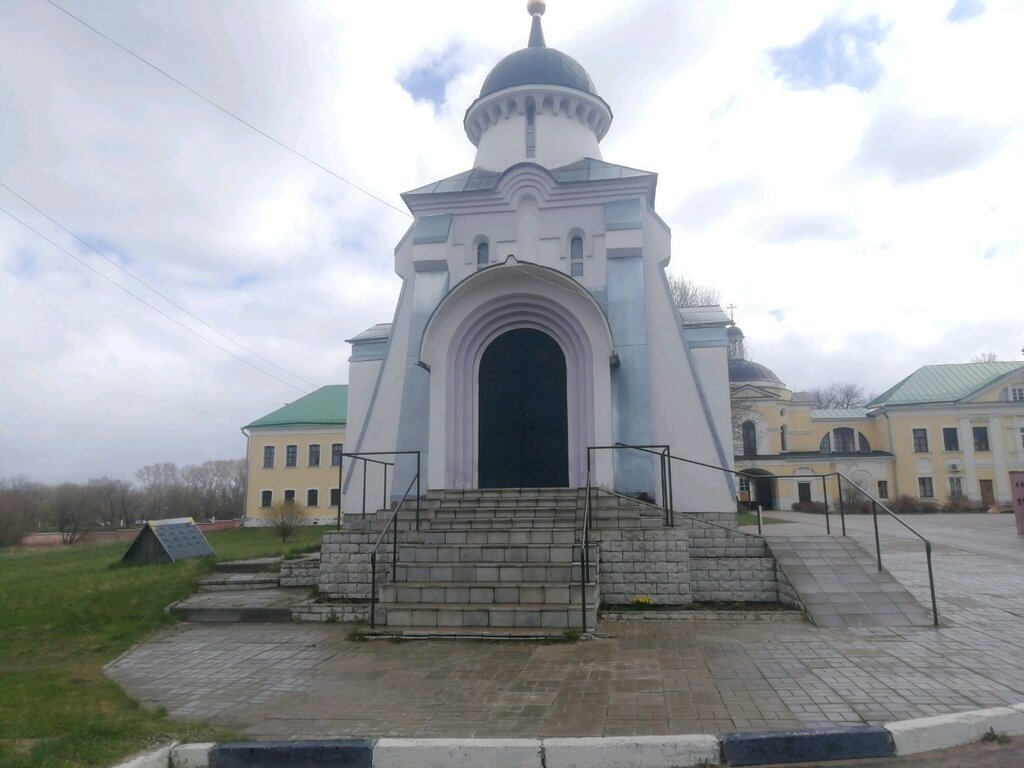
[480,46,598,98]
[728,359,784,386]
[463,3,612,171]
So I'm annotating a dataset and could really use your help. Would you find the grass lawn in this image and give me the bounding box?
[737,510,789,527]
[0,525,327,768]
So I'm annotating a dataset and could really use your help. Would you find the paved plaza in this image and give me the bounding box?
[106,513,1024,739]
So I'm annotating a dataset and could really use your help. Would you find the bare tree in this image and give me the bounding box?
[135,462,180,520]
[806,382,867,409]
[971,352,998,363]
[265,500,306,542]
[0,477,46,547]
[666,274,721,307]
[87,477,138,528]
[50,483,88,544]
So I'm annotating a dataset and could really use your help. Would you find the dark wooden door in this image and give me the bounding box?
[980,479,996,506]
[479,329,568,488]
[798,482,812,503]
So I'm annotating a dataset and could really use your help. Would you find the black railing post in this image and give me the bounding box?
[872,500,882,572]
[370,550,377,628]
[661,450,669,526]
[415,453,421,531]
[361,460,367,519]
[926,540,939,627]
[342,454,350,532]
[757,505,763,535]
[382,464,388,512]
[665,448,674,522]
[391,518,398,583]
[822,475,831,535]
[837,474,847,536]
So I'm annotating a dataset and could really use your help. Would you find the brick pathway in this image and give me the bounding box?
[105,513,1024,739]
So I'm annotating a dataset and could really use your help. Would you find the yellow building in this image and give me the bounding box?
[729,327,1024,511]
[242,385,347,525]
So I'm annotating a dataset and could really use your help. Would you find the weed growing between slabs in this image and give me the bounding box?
[0,526,327,768]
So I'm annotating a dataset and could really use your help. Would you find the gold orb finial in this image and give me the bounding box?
[527,0,546,17]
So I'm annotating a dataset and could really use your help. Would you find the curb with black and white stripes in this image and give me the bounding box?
[112,702,1024,767]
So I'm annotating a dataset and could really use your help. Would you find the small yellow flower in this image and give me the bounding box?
[632,595,654,606]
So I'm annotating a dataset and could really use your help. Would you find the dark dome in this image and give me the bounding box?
[480,46,597,98]
[728,359,784,386]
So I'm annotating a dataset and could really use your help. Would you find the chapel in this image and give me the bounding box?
[343,1,736,519]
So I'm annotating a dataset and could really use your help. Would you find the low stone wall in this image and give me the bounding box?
[291,599,370,623]
[595,527,692,605]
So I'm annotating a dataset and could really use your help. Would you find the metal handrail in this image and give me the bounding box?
[369,472,420,629]
[610,443,939,627]
[580,470,593,634]
[339,450,421,527]
[836,472,939,627]
[586,444,673,526]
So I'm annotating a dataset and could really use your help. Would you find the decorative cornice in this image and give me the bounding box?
[464,84,613,146]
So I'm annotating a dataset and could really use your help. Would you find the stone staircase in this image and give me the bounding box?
[344,488,663,637]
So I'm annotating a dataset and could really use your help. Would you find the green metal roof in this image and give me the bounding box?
[869,362,1024,407]
[245,385,348,429]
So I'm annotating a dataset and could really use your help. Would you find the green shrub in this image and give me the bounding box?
[890,495,921,514]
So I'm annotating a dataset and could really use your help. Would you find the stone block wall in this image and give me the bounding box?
[318,531,383,600]
[280,557,319,587]
[594,527,692,605]
[689,557,778,602]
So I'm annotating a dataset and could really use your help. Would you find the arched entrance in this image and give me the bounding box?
[479,328,569,488]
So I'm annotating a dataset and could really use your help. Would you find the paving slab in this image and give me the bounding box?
[768,536,934,628]
[107,513,1024,740]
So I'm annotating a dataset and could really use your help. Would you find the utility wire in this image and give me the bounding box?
[0,180,320,390]
[43,0,411,218]
[0,203,313,394]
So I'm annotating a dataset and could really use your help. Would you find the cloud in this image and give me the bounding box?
[398,44,464,109]
[852,107,1009,184]
[674,179,764,232]
[947,0,986,23]
[747,211,860,244]
[770,16,888,92]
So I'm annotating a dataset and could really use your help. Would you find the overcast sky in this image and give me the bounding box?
[1,0,1022,484]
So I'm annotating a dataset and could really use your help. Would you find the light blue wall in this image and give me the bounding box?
[393,265,449,500]
[606,251,656,495]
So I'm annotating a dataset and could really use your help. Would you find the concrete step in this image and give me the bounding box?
[423,517,578,530]
[393,561,591,583]
[425,488,582,501]
[167,588,306,623]
[379,581,598,606]
[431,506,580,519]
[365,626,571,640]
[213,556,281,574]
[396,543,597,563]
[379,602,594,629]
[198,572,280,591]
[406,528,578,546]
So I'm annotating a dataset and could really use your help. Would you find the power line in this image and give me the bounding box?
[0,203,313,394]
[43,0,412,219]
[0,180,320,390]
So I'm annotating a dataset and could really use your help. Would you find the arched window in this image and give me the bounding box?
[742,421,757,457]
[858,432,871,452]
[819,433,831,453]
[780,425,788,452]
[834,428,856,453]
[476,240,489,269]
[570,236,583,277]
[525,103,536,158]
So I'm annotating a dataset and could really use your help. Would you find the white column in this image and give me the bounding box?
[961,417,978,500]
[992,416,1010,500]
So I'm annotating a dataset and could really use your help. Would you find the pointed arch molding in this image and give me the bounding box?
[420,261,616,488]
